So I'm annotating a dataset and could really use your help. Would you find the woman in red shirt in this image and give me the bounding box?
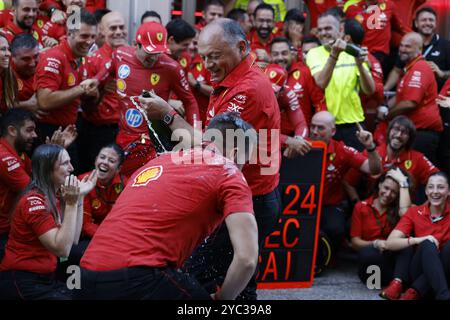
[386,172,450,300]
[0,144,96,300]
[69,144,126,265]
[351,167,413,294]
[0,34,17,114]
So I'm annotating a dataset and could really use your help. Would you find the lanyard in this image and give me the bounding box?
[423,35,439,58]
[368,204,390,238]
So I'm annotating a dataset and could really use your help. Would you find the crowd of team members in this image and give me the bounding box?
[0,0,449,300]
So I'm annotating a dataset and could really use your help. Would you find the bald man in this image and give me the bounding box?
[308,111,381,256]
[78,11,128,172]
[384,32,443,164]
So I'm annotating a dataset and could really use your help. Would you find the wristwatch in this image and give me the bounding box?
[193,81,201,91]
[162,109,178,126]
[399,180,409,188]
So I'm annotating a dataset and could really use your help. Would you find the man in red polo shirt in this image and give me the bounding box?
[307,110,382,255]
[77,113,258,300]
[0,0,43,45]
[384,32,443,164]
[138,18,281,300]
[196,0,224,30]
[344,0,409,76]
[0,109,36,260]
[78,11,126,173]
[36,10,99,173]
[94,21,199,177]
[270,36,326,125]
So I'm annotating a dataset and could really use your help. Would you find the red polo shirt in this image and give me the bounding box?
[83,43,119,125]
[0,9,13,28]
[395,202,450,250]
[0,138,31,235]
[85,0,106,13]
[248,30,275,64]
[441,77,450,96]
[79,171,127,238]
[305,0,345,28]
[34,15,50,35]
[345,0,408,55]
[351,196,397,241]
[361,53,384,108]
[14,70,35,102]
[189,54,211,125]
[278,84,308,142]
[396,55,443,132]
[345,143,439,195]
[322,139,367,206]
[80,148,253,271]
[206,55,281,196]
[1,20,43,45]
[0,190,61,274]
[35,39,89,126]
[287,61,327,125]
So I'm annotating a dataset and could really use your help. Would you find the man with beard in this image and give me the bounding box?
[196,0,224,30]
[382,32,443,164]
[78,11,127,173]
[247,2,277,66]
[0,0,43,45]
[0,109,36,260]
[345,115,439,202]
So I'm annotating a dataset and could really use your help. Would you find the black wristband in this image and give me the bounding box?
[194,81,201,91]
[367,145,376,153]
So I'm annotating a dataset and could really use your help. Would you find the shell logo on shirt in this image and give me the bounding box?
[67,73,76,86]
[293,70,301,80]
[132,165,163,187]
[150,73,160,86]
[91,199,101,210]
[117,79,127,93]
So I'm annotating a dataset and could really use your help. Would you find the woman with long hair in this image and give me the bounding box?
[0,34,17,114]
[351,167,413,294]
[386,172,450,300]
[0,144,96,300]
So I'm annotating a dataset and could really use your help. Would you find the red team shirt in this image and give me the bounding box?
[42,20,66,43]
[305,0,345,28]
[14,70,35,102]
[395,202,450,250]
[206,55,281,196]
[79,171,126,238]
[278,84,309,142]
[287,61,327,125]
[0,139,31,235]
[0,19,43,45]
[396,56,443,132]
[35,39,89,126]
[80,148,254,271]
[189,54,211,124]
[323,139,367,205]
[345,0,408,55]
[0,190,61,274]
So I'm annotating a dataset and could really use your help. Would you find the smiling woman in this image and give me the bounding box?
[0,35,18,113]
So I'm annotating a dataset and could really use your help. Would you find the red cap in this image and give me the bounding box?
[135,22,169,54]
[264,64,287,93]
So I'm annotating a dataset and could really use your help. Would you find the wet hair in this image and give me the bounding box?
[206,112,257,162]
[140,10,161,24]
[99,143,125,166]
[11,33,38,55]
[302,34,321,46]
[318,9,341,28]
[254,3,274,18]
[0,108,35,137]
[325,6,345,21]
[24,144,66,222]
[284,8,305,24]
[203,0,225,12]
[227,8,247,22]
[270,36,294,51]
[166,19,196,43]
[0,35,18,110]
[344,19,365,45]
[387,116,416,150]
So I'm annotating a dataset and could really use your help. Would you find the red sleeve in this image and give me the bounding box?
[390,1,410,35]
[400,65,429,104]
[21,195,58,237]
[170,65,200,125]
[416,154,439,186]
[284,88,308,137]
[306,70,327,112]
[344,145,367,170]
[218,167,254,218]
[35,51,63,91]
[440,78,450,96]
[350,202,364,238]
[344,4,359,19]
[394,207,416,236]
[0,155,30,192]
[369,55,385,102]
[40,0,63,12]
[344,167,364,187]
[82,197,98,238]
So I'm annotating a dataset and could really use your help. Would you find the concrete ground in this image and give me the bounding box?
[257,251,384,300]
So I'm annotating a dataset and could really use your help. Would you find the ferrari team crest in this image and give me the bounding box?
[151,73,160,86]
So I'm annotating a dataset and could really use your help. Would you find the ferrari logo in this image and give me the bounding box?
[37,19,44,28]
[91,199,101,210]
[67,73,76,86]
[151,73,160,86]
[196,63,202,72]
[114,184,123,194]
[404,160,412,170]
[156,32,163,42]
[293,70,300,80]
[380,3,386,10]
[269,71,277,79]
[132,166,163,187]
[180,58,187,68]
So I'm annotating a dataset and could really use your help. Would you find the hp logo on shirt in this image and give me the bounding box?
[125,109,143,128]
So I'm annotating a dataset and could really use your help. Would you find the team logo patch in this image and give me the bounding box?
[118,64,131,79]
[114,184,123,194]
[125,108,143,128]
[37,19,44,28]
[380,3,386,10]
[67,73,76,86]
[91,199,101,210]
[156,32,163,42]
[117,79,127,92]
[196,63,202,72]
[17,79,23,91]
[269,71,277,79]
[315,0,324,4]
[404,160,412,170]
[150,73,160,86]
[132,165,163,187]
[293,70,300,80]
[355,14,364,24]
[180,58,187,68]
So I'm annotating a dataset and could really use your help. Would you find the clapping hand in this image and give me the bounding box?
[61,174,80,206]
[79,169,98,196]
